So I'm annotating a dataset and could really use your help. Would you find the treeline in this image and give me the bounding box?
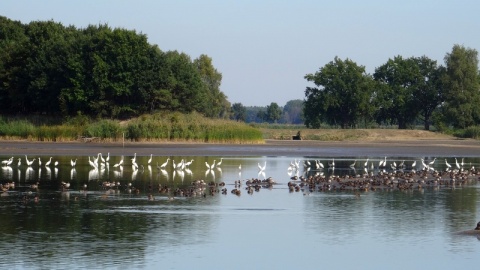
[0,16,229,119]
[304,45,480,131]
[231,100,304,124]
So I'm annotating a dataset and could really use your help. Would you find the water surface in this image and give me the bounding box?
[1,154,479,269]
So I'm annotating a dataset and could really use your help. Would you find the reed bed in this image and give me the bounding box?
[0,112,264,143]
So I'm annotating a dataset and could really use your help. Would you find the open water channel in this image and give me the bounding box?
[1,151,479,269]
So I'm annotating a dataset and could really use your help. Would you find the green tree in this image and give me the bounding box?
[194,54,229,118]
[441,44,480,129]
[231,102,246,122]
[304,56,374,128]
[414,56,445,130]
[266,102,282,123]
[282,99,304,124]
[373,56,421,129]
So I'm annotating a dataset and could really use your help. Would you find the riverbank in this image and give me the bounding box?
[0,137,479,157]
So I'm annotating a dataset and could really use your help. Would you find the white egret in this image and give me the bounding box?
[258,161,266,171]
[148,154,153,164]
[71,159,77,167]
[45,157,52,167]
[160,158,170,168]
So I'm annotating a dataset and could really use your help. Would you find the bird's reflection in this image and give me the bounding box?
[26,167,35,181]
[88,168,99,181]
[113,166,123,179]
[258,170,266,179]
[70,168,77,180]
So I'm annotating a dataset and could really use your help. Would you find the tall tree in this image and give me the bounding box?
[282,99,304,124]
[373,56,421,129]
[266,102,282,123]
[304,56,373,128]
[442,44,480,129]
[414,56,445,130]
[194,54,229,118]
[231,102,247,122]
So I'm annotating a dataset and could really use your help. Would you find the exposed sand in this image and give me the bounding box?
[0,137,479,157]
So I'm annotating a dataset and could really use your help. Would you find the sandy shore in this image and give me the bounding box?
[0,138,479,157]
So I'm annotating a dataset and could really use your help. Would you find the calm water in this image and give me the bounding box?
[1,154,480,270]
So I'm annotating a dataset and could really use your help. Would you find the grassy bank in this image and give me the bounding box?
[0,113,264,143]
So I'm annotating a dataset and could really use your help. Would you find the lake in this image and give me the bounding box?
[1,153,479,270]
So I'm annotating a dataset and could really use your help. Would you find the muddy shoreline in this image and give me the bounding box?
[0,139,479,157]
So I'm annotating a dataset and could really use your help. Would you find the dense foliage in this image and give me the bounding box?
[0,16,229,119]
[304,45,480,130]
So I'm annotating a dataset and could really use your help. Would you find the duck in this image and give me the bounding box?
[455,221,480,235]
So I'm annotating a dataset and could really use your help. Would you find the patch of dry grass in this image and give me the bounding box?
[260,128,455,141]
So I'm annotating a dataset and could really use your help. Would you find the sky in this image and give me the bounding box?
[1,0,479,107]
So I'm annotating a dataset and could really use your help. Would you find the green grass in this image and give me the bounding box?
[0,112,264,143]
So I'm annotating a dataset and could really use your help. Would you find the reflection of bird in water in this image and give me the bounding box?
[258,161,266,172]
[205,160,216,170]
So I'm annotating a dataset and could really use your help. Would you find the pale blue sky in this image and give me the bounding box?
[1,0,479,106]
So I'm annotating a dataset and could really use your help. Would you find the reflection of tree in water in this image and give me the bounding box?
[0,190,220,268]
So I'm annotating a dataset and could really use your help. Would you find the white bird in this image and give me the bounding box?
[328,158,335,168]
[461,158,465,167]
[455,158,460,169]
[160,158,170,169]
[428,158,436,166]
[113,156,124,168]
[258,161,266,171]
[205,160,216,170]
[71,159,77,167]
[25,155,36,166]
[54,160,59,167]
[2,157,14,166]
[445,159,451,169]
[350,160,356,168]
[99,153,105,163]
[45,157,52,167]
[17,158,21,166]
[364,159,369,167]
[131,153,137,163]
[89,156,98,168]
[148,154,153,164]
[411,160,416,168]
[216,158,224,167]
[38,157,42,167]
[105,152,110,163]
[184,159,194,167]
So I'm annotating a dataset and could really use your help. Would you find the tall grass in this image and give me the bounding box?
[0,112,264,143]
